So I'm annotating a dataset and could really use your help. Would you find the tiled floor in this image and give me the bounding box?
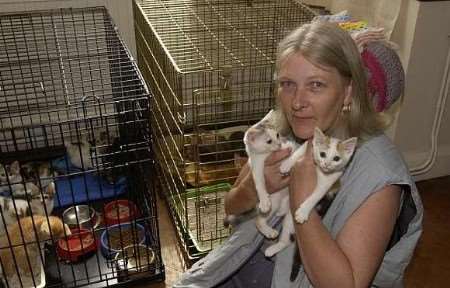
[140,176,450,287]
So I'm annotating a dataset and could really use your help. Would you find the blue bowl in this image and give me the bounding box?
[100,222,146,259]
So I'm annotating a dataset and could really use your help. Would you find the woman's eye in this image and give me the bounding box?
[280,80,294,87]
[279,80,297,93]
[320,152,326,158]
[333,156,340,162]
[310,81,325,91]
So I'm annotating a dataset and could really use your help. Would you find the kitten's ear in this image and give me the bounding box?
[314,127,327,146]
[40,220,51,236]
[261,109,275,123]
[245,128,259,143]
[272,109,290,135]
[10,161,20,175]
[341,137,358,155]
[46,182,56,196]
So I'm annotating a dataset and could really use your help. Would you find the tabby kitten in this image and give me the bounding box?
[0,161,23,194]
[0,215,70,287]
[0,182,56,237]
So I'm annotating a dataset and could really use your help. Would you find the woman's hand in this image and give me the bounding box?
[225,147,292,215]
[224,163,257,215]
[264,147,292,193]
[289,142,317,211]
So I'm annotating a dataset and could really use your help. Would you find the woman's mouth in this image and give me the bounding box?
[292,114,314,121]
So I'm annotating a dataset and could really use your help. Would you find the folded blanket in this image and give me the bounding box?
[54,173,127,208]
[52,156,127,208]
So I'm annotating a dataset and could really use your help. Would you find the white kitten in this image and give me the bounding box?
[241,111,358,257]
[264,127,357,257]
[226,109,358,257]
[293,128,357,224]
[65,133,94,169]
[231,110,306,257]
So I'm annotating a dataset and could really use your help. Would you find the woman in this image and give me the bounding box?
[174,21,422,288]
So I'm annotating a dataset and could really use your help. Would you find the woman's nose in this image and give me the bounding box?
[292,87,309,111]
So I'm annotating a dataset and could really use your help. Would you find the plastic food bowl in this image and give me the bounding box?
[100,222,146,259]
[57,228,98,263]
[63,205,98,230]
[103,200,141,226]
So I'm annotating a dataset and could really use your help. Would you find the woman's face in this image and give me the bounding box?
[277,53,352,140]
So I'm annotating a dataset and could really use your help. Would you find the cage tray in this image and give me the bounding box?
[45,245,163,288]
[45,198,163,287]
[172,183,232,254]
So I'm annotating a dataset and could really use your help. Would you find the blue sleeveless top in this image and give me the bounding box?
[174,134,423,288]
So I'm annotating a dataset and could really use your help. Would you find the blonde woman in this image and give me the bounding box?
[175,21,422,288]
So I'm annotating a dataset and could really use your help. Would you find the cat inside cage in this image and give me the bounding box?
[0,118,157,288]
[0,6,163,287]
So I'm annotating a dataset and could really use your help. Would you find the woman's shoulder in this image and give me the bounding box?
[349,133,410,182]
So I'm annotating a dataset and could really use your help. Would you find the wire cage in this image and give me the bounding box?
[0,6,164,287]
[134,0,317,263]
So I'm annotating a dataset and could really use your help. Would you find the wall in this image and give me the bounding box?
[304,0,450,180]
[392,1,450,180]
[0,0,136,57]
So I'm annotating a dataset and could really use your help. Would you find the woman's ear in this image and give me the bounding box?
[343,80,353,106]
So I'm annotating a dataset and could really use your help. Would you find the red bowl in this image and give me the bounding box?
[103,200,141,226]
[57,228,98,263]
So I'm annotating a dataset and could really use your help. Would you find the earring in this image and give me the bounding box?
[342,104,351,113]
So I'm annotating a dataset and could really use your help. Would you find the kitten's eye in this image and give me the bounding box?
[333,156,340,162]
[276,133,280,139]
[267,139,272,144]
[320,152,326,158]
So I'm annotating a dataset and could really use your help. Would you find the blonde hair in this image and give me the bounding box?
[275,21,387,141]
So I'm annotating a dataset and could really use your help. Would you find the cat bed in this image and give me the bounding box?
[53,173,126,208]
[52,156,127,208]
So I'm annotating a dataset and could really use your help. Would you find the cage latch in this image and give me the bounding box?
[220,65,233,113]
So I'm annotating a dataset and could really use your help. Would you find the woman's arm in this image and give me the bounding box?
[224,148,292,216]
[290,147,401,288]
[224,163,258,215]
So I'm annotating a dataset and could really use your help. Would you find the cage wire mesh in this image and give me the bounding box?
[0,6,164,287]
[134,0,317,263]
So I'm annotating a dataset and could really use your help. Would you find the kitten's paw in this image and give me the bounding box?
[261,227,279,239]
[279,162,291,175]
[264,243,284,258]
[295,206,310,224]
[258,198,271,214]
